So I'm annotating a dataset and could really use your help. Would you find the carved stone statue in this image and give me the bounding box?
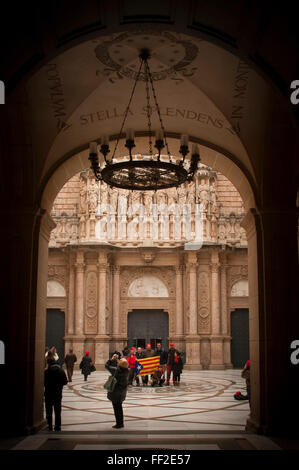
[88,179,98,213]
[79,178,87,214]
[200,190,209,212]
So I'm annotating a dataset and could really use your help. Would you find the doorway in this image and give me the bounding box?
[127,309,169,350]
[46,308,65,365]
[230,308,249,368]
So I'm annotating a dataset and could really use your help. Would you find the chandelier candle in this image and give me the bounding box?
[181,134,189,146]
[100,135,110,163]
[155,129,165,160]
[192,144,199,155]
[88,142,100,176]
[89,142,97,154]
[125,128,136,160]
[179,134,189,163]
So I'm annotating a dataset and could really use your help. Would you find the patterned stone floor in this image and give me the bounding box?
[58,369,250,432]
[6,370,282,450]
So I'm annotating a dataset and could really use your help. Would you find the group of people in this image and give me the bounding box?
[107,342,184,387]
[104,342,184,428]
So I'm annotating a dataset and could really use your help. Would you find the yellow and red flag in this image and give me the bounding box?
[136,356,160,376]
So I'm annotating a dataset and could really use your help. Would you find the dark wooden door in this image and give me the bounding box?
[46,308,65,365]
[231,308,249,368]
[127,310,169,350]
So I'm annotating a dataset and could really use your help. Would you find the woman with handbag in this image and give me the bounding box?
[79,350,94,381]
[106,357,129,429]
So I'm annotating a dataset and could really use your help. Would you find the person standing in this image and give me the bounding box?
[44,356,68,431]
[111,350,121,360]
[106,358,129,429]
[135,346,146,386]
[45,346,59,364]
[79,350,93,381]
[143,343,155,386]
[105,354,119,371]
[172,351,183,385]
[166,342,180,386]
[155,343,168,375]
[63,349,77,382]
[127,347,137,386]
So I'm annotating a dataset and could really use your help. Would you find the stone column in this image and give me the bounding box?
[219,252,232,368]
[112,265,121,350]
[74,250,85,359]
[210,250,224,368]
[174,265,184,350]
[97,254,107,335]
[185,254,201,369]
[95,251,109,368]
[241,207,299,436]
[67,254,75,335]
[64,252,75,355]
[189,262,198,334]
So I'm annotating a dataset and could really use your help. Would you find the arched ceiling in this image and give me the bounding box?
[26,30,273,200]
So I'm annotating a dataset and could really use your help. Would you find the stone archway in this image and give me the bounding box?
[36,143,258,435]
[1,11,297,438]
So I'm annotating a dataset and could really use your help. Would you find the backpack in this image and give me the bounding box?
[234,391,248,400]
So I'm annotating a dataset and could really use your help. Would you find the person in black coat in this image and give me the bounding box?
[172,352,183,385]
[155,343,168,374]
[166,342,180,386]
[79,350,94,381]
[135,346,146,386]
[44,357,68,431]
[106,357,129,429]
[105,354,118,371]
[63,348,77,382]
[111,350,121,360]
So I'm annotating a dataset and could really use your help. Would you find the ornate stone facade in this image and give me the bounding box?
[47,166,249,369]
[50,165,247,249]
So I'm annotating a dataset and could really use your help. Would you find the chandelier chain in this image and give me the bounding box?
[146,61,172,162]
[144,60,153,157]
[89,49,200,190]
[111,58,144,162]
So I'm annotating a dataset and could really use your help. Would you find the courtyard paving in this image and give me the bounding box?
[9,370,282,450]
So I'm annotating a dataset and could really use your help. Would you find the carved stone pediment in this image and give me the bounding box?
[121,266,175,298]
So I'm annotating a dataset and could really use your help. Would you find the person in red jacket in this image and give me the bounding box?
[127,347,137,386]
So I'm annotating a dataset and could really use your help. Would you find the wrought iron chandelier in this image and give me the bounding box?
[88,49,200,191]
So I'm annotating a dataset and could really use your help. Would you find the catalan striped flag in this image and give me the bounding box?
[136,356,160,376]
